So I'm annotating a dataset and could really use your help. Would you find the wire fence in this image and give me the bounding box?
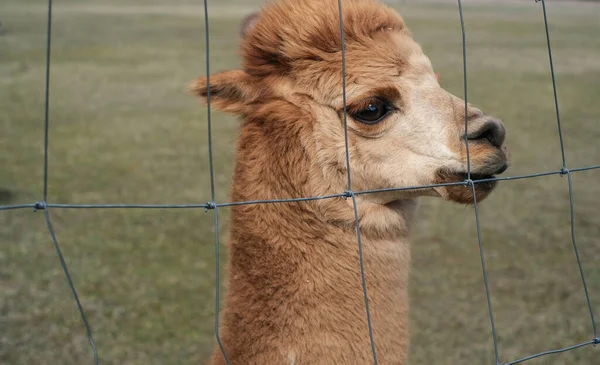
[1,0,599,364]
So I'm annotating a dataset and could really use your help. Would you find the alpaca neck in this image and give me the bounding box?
[212,115,415,364]
[217,193,414,364]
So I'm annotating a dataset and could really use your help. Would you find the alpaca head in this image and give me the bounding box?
[192,0,508,206]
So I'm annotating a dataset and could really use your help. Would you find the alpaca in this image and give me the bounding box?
[240,12,260,38]
[192,0,508,364]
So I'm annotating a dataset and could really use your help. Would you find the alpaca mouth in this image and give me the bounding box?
[433,163,508,204]
[445,162,509,183]
[436,172,497,191]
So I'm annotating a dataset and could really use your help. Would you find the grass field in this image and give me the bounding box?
[1,0,600,364]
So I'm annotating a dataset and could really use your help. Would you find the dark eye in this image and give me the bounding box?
[351,98,392,124]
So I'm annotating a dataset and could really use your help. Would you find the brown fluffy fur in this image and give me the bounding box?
[191,0,508,364]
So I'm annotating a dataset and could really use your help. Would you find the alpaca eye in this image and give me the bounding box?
[351,99,391,124]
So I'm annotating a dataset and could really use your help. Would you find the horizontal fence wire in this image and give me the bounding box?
[503,339,600,365]
[2,168,600,212]
[0,0,598,364]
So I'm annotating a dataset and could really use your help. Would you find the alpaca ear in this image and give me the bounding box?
[240,12,260,38]
[190,70,257,115]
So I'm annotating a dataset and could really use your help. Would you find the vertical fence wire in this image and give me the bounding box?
[337,1,379,363]
[202,0,231,363]
[39,0,98,363]
[212,205,229,364]
[457,1,500,363]
[43,207,99,365]
[42,0,52,201]
[537,0,597,340]
[457,0,472,181]
[537,0,567,168]
[565,172,598,339]
[470,185,501,364]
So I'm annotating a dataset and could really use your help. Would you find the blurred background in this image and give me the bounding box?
[1,0,599,364]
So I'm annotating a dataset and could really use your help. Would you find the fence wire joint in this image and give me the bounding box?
[33,201,47,212]
[204,202,217,212]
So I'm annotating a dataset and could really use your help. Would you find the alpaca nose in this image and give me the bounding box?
[467,118,506,148]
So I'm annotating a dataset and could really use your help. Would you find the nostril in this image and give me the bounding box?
[480,127,497,146]
[467,120,505,148]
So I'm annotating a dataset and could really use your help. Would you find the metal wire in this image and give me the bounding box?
[202,0,230,363]
[43,205,99,364]
[0,0,598,364]
[337,0,378,362]
[458,1,499,363]
[470,182,500,365]
[565,171,598,338]
[503,339,599,365]
[43,0,52,201]
[212,205,230,364]
[538,0,597,341]
[2,166,600,211]
[0,204,37,211]
[571,164,600,173]
[37,0,98,363]
[457,0,472,182]
[537,0,567,168]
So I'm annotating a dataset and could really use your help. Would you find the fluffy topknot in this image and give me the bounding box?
[241,0,406,77]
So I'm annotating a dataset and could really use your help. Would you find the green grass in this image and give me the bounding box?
[1,1,599,364]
